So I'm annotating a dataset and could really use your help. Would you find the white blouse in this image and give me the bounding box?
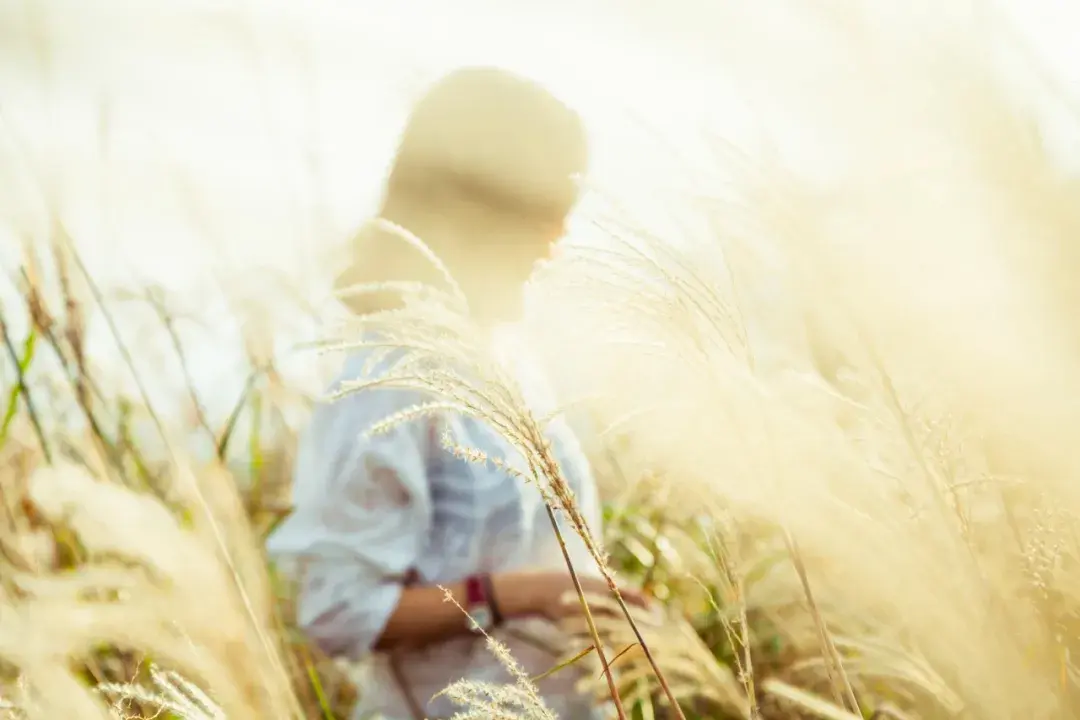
[267,335,604,719]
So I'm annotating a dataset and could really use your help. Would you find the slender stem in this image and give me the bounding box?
[600,572,689,720]
[216,366,266,459]
[147,290,216,444]
[543,504,628,720]
[735,573,760,720]
[784,530,861,716]
[529,424,687,720]
[20,276,119,477]
[0,312,51,463]
[713,527,760,720]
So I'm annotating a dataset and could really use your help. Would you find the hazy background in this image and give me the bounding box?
[1,0,1078,421]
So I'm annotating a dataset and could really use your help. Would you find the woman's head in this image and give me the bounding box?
[340,66,589,322]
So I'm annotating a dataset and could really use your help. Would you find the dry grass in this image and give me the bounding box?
[4,2,1080,719]
[528,6,1080,718]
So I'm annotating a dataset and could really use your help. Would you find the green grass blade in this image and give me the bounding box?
[529,642,641,684]
[298,644,337,720]
[530,643,598,684]
[0,326,37,448]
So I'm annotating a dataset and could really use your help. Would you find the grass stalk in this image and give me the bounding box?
[19,270,121,477]
[543,503,629,720]
[783,529,861,716]
[527,420,689,720]
[0,313,51,463]
[146,289,217,445]
[600,572,690,720]
[711,527,761,720]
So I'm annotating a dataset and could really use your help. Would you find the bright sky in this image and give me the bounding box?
[2,0,738,286]
[1,0,1078,428]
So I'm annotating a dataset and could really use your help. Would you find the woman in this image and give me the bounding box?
[268,67,646,719]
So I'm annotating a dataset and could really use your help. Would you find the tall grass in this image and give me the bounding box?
[530,6,1080,718]
[3,2,1080,719]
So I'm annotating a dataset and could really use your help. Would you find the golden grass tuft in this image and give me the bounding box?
[0,461,301,720]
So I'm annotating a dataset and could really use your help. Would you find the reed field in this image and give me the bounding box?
[3,1,1080,718]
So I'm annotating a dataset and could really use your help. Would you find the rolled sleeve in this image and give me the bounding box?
[268,388,433,658]
[295,550,408,658]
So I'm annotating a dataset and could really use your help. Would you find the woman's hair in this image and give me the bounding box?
[337,66,588,307]
[380,65,589,243]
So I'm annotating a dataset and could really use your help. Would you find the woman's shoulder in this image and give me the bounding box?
[309,349,434,437]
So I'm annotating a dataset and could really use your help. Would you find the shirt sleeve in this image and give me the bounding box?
[267,388,433,659]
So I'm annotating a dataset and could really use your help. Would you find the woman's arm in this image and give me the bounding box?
[373,571,648,652]
[373,572,531,651]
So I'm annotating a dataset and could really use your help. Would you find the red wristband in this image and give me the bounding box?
[465,574,486,605]
[465,573,500,632]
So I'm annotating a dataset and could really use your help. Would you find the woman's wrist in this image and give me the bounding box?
[490,571,542,620]
[480,573,504,626]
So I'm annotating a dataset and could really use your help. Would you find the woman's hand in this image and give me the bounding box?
[494,571,651,623]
